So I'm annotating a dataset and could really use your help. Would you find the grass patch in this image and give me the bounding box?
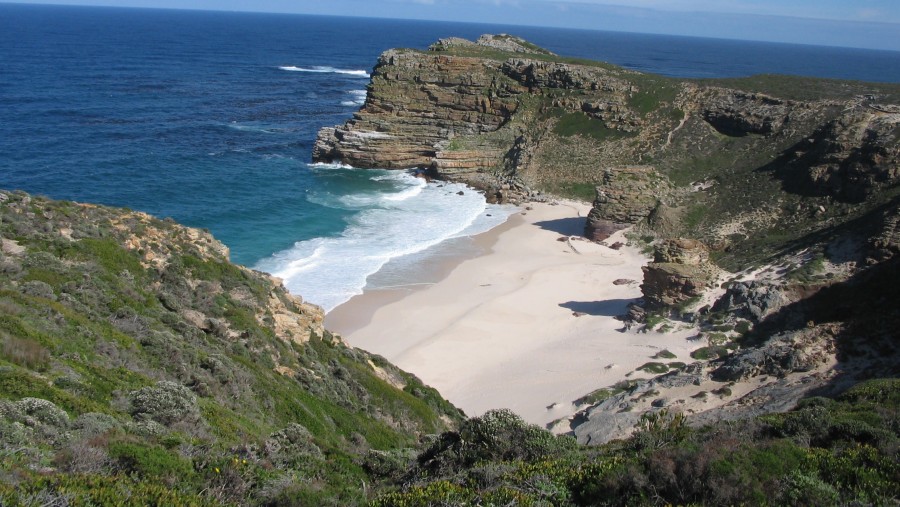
[637,362,670,374]
[691,346,730,360]
[653,349,677,359]
[546,182,597,201]
[553,110,636,142]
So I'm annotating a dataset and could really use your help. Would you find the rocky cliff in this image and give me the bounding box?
[314,36,899,266]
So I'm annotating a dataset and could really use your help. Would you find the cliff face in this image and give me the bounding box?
[314,36,899,269]
[313,45,523,170]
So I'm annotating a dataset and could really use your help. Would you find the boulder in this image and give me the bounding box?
[641,239,716,309]
[711,280,788,322]
[584,166,668,241]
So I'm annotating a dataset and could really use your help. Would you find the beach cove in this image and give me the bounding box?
[327,200,700,427]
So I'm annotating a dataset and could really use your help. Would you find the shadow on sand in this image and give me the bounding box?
[559,298,633,317]
[533,217,585,236]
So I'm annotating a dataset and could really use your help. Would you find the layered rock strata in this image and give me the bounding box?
[583,166,668,241]
[641,238,717,309]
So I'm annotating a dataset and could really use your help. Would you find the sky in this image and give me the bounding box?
[7,0,900,51]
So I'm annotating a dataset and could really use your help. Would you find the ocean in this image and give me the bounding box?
[2,4,899,311]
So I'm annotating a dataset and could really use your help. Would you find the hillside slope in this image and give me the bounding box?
[0,190,462,505]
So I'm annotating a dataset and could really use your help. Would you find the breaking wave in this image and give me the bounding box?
[278,65,370,78]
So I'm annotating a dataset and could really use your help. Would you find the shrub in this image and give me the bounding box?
[631,409,689,451]
[264,423,323,469]
[21,280,57,300]
[73,412,122,438]
[363,448,415,479]
[780,470,840,506]
[1,335,50,371]
[653,349,677,359]
[417,409,576,475]
[128,381,199,426]
[108,440,194,482]
[637,362,670,374]
[2,397,70,429]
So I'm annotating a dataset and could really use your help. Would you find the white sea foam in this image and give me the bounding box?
[228,123,277,134]
[341,89,367,107]
[307,161,355,170]
[254,170,514,312]
[278,65,370,78]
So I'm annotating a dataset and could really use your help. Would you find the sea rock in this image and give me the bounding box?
[584,166,668,241]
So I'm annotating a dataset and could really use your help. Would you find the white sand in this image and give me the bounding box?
[327,201,699,427]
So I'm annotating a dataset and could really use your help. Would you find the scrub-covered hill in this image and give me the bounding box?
[0,190,461,505]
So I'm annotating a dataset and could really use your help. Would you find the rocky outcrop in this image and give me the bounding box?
[431,34,556,55]
[773,106,900,202]
[700,88,792,136]
[584,166,668,241]
[500,59,629,92]
[869,199,900,262]
[712,327,834,382]
[641,239,716,309]
[711,280,789,323]
[312,47,524,170]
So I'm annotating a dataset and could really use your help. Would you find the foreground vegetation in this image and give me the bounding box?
[2,190,897,505]
[0,190,461,505]
[371,380,898,506]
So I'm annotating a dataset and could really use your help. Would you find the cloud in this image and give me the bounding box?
[528,0,900,23]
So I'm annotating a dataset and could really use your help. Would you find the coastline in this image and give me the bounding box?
[327,200,699,427]
[325,212,519,334]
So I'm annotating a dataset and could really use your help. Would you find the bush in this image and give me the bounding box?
[264,423,323,469]
[108,440,194,482]
[363,448,414,479]
[1,335,50,371]
[73,412,122,438]
[417,409,576,475]
[1,397,70,429]
[637,362,670,374]
[128,381,199,426]
[653,349,677,359]
[780,470,840,506]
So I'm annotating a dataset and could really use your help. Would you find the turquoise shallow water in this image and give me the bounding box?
[2,4,899,309]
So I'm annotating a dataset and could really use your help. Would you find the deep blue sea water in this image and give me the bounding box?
[2,4,899,310]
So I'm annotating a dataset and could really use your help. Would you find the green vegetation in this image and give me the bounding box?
[637,362,670,374]
[545,181,598,202]
[553,110,637,142]
[699,74,900,102]
[653,349,677,359]
[0,191,462,505]
[371,381,899,505]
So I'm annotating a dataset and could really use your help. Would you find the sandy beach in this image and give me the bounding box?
[327,200,699,427]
